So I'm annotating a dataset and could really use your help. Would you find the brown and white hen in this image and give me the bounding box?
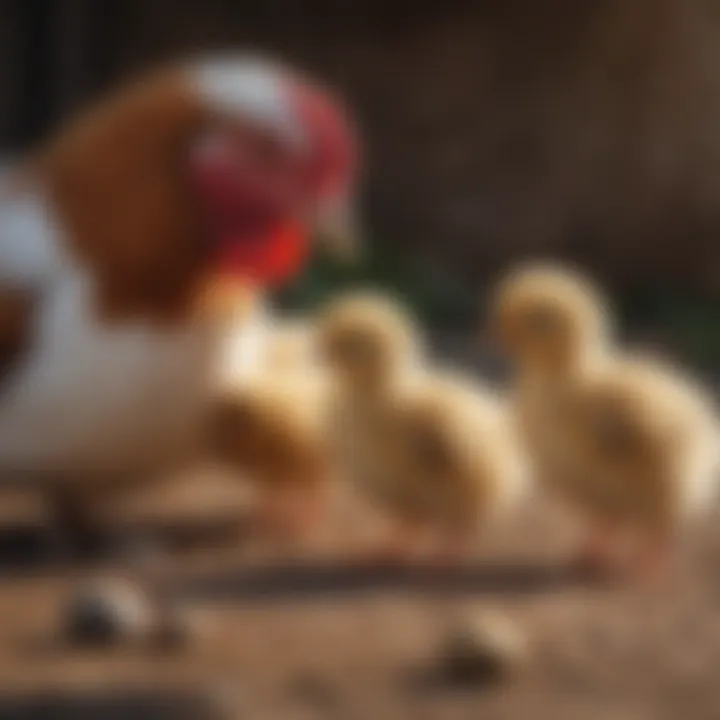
[0,54,359,550]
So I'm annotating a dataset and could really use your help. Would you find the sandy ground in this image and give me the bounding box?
[0,469,716,720]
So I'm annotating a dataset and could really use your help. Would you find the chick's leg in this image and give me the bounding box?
[426,528,476,566]
[254,480,330,547]
[629,526,674,585]
[253,487,295,539]
[281,482,332,547]
[571,520,619,579]
[357,517,428,565]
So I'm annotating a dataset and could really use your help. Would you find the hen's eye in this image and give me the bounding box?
[249,130,287,168]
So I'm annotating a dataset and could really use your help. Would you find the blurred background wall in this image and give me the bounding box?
[0,0,719,341]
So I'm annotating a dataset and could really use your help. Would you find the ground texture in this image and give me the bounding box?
[0,469,717,720]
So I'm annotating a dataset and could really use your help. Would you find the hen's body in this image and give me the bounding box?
[0,186,261,486]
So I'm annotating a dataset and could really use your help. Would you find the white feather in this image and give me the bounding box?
[213,296,273,386]
[190,56,306,150]
[0,175,64,288]
[0,191,251,485]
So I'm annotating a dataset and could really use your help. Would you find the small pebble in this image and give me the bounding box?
[439,609,527,686]
[63,578,156,647]
[204,683,242,720]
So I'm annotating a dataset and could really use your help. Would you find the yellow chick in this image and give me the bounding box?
[262,317,317,375]
[213,296,317,385]
[318,291,527,563]
[207,302,333,546]
[209,366,334,546]
[491,262,720,578]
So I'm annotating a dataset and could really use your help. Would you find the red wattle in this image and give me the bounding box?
[216,222,308,286]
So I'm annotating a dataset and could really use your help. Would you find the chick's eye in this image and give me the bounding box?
[522,305,559,334]
[342,336,370,358]
[330,332,374,363]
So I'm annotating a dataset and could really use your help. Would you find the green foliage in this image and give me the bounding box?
[278,248,720,369]
[619,288,720,369]
[275,240,476,327]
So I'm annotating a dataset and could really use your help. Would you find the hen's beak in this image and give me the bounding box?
[197,274,258,323]
[315,197,362,262]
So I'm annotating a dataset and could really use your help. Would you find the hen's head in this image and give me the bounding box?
[39,55,359,322]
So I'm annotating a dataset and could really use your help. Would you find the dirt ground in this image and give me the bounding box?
[0,469,717,720]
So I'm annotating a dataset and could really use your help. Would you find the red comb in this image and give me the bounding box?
[289,81,358,200]
[217,221,308,286]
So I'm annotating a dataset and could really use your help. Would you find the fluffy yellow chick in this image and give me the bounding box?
[262,317,318,375]
[209,366,334,545]
[491,263,720,578]
[318,291,526,562]
[207,302,333,546]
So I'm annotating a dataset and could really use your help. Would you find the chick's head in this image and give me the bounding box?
[489,263,611,374]
[317,292,421,389]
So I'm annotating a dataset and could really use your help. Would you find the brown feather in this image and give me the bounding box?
[36,68,219,324]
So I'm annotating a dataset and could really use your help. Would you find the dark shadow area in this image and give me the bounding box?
[177,558,587,604]
[0,688,227,720]
[110,516,251,554]
[401,663,505,696]
[0,523,54,575]
[0,517,249,580]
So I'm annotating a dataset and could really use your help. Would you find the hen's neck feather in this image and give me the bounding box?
[37,70,212,324]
